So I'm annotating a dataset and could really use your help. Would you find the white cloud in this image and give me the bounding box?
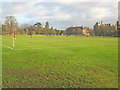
[1,1,118,29]
[90,7,110,18]
[54,11,71,21]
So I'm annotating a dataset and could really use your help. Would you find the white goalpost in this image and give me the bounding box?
[13,37,14,49]
[13,33,16,49]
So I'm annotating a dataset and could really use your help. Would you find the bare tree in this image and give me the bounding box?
[4,16,18,35]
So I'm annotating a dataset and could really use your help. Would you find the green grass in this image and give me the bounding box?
[2,35,118,88]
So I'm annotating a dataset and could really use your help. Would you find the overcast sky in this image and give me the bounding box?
[1,0,119,30]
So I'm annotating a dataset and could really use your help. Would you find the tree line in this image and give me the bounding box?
[2,16,119,36]
[2,16,65,35]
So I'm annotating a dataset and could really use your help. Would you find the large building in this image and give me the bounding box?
[66,26,83,35]
[66,26,90,36]
[93,21,116,36]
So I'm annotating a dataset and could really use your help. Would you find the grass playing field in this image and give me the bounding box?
[2,35,118,88]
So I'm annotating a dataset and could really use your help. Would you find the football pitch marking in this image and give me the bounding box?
[14,48,44,50]
[0,44,57,50]
[11,47,57,50]
[0,44,13,50]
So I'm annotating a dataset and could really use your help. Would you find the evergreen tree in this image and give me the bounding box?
[45,22,49,29]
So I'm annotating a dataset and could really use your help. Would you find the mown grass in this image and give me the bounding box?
[2,35,118,88]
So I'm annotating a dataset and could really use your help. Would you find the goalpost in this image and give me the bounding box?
[13,33,16,49]
[13,37,14,49]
